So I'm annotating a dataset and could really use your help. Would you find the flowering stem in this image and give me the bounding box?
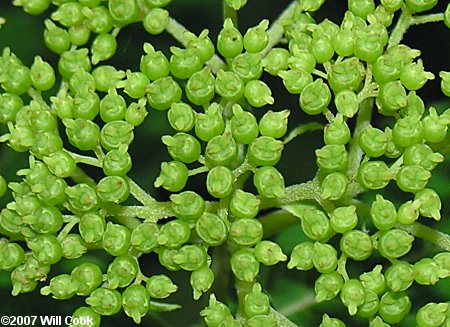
[411,13,444,25]
[397,222,450,251]
[388,5,413,49]
[127,177,157,205]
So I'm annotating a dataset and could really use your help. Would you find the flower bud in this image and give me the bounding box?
[157,219,191,248]
[415,188,441,221]
[147,274,178,298]
[195,103,225,142]
[102,222,131,256]
[143,8,169,35]
[70,307,101,327]
[316,144,348,173]
[146,76,182,111]
[244,80,274,108]
[396,165,431,193]
[232,52,263,82]
[278,68,313,94]
[300,79,331,115]
[186,67,216,106]
[230,218,263,247]
[231,248,259,282]
[313,242,338,273]
[330,205,358,234]
[248,136,284,167]
[190,266,214,300]
[200,294,235,327]
[195,213,228,246]
[340,279,365,316]
[357,290,379,318]
[378,228,414,259]
[230,104,259,144]
[370,194,397,231]
[40,274,77,300]
[131,222,159,253]
[107,254,139,288]
[253,166,285,198]
[243,19,269,53]
[217,18,244,58]
[319,314,345,327]
[230,190,260,219]
[27,234,62,265]
[61,234,87,259]
[254,240,287,266]
[357,161,394,190]
[86,288,122,316]
[162,132,201,164]
[385,261,414,292]
[244,283,270,318]
[359,265,386,295]
[300,207,333,241]
[379,291,411,324]
[321,172,348,201]
[340,229,373,261]
[416,302,448,327]
[71,262,103,296]
[334,90,359,118]
[413,258,447,285]
[287,241,314,270]
[205,132,238,168]
[215,70,244,101]
[315,272,344,303]
[173,244,208,271]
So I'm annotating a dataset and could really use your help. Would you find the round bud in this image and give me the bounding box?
[170,191,205,220]
[106,254,139,289]
[231,248,259,282]
[206,166,234,199]
[195,213,229,246]
[314,272,344,303]
[385,261,414,292]
[287,241,314,270]
[254,240,287,266]
[190,266,214,300]
[378,228,414,259]
[86,288,122,316]
[147,274,178,299]
[340,279,365,316]
[379,291,411,324]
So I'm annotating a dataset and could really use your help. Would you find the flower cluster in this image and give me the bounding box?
[0,0,450,326]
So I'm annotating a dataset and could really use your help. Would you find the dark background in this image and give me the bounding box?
[0,1,449,326]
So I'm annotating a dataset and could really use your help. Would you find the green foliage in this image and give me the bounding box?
[0,0,449,326]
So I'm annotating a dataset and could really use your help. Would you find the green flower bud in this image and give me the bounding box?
[70,307,101,327]
[157,219,191,248]
[28,234,62,265]
[340,229,373,261]
[254,240,287,266]
[244,80,274,108]
[319,314,345,327]
[299,79,331,115]
[373,53,403,84]
[230,218,263,247]
[278,68,313,94]
[416,302,448,327]
[413,258,447,285]
[315,272,344,303]
[433,252,450,276]
[378,228,414,259]
[328,57,365,93]
[217,18,243,57]
[396,165,431,193]
[43,150,76,178]
[51,2,83,27]
[397,200,421,225]
[422,107,449,144]
[321,172,348,201]
[23,205,63,234]
[195,213,229,246]
[379,291,411,324]
[147,274,178,299]
[385,261,414,292]
[230,105,259,145]
[130,223,159,253]
[392,115,423,148]
[287,241,314,270]
[369,316,390,327]
[98,87,126,123]
[102,145,132,176]
[0,92,23,124]
[173,244,208,271]
[243,19,269,53]
[440,71,450,96]
[190,266,214,300]
[40,274,77,300]
[100,120,134,151]
[232,52,263,82]
[231,248,259,282]
[359,125,388,158]
[30,56,55,91]
[186,29,215,62]
[63,118,100,151]
[358,161,394,190]
[71,262,103,296]
[170,191,205,220]
[154,160,189,192]
[140,43,170,81]
[205,132,239,168]
[230,190,260,219]
[162,132,201,164]
[86,288,121,316]
[168,102,195,132]
[146,76,182,111]
[106,254,139,288]
[91,65,125,93]
[96,176,130,203]
[44,19,70,54]
[0,240,24,271]
[0,208,23,236]
[61,234,87,259]
[357,290,379,318]
[248,136,283,167]
[200,294,235,327]
[68,21,91,47]
[253,166,285,198]
[79,211,106,244]
[334,89,359,118]
[169,47,202,80]
[195,103,225,142]
[403,143,444,171]
[259,110,290,139]
[143,8,169,35]
[65,183,98,213]
[313,242,338,273]
[58,48,91,80]
[186,67,216,106]
[207,166,234,199]
[323,114,351,145]
[289,48,316,73]
[215,70,244,101]
[244,283,270,318]
[158,247,181,271]
[370,194,397,231]
[103,222,131,256]
[262,48,290,76]
[330,205,358,234]
[300,207,333,241]
[316,145,348,173]
[340,279,365,316]
[359,265,386,295]
[415,188,441,221]
[245,315,276,327]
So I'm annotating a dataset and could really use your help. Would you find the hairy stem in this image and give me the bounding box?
[388,5,413,49]
[127,177,156,205]
[397,222,450,252]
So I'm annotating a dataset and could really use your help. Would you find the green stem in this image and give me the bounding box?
[337,254,349,281]
[188,165,209,176]
[69,166,97,187]
[57,216,79,242]
[235,279,254,318]
[388,5,413,49]
[278,291,316,317]
[269,308,300,327]
[68,151,102,167]
[411,13,444,25]
[106,203,173,223]
[260,179,321,210]
[282,122,324,145]
[222,2,238,27]
[261,0,298,57]
[397,222,450,251]
[346,98,374,181]
[127,177,156,205]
